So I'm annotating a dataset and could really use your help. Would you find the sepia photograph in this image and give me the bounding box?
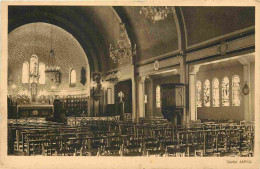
[1,1,259,169]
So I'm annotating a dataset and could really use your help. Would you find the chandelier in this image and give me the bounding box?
[139,6,174,23]
[45,24,61,85]
[109,23,136,65]
[45,49,60,72]
[45,25,60,72]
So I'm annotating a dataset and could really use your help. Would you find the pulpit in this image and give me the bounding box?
[160,83,185,125]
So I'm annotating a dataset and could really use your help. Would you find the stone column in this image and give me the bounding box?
[147,77,154,117]
[88,96,91,117]
[110,82,115,104]
[238,57,252,121]
[103,87,106,114]
[189,65,200,121]
[131,65,137,122]
[138,76,146,119]
[106,81,115,116]
[243,63,251,121]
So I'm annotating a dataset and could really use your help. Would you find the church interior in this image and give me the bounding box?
[7,6,255,157]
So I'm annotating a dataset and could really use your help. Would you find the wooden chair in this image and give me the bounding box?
[216,131,227,153]
[123,138,143,156]
[103,135,123,156]
[166,145,186,157]
[204,132,216,155]
[239,131,254,157]
[143,137,164,156]
[227,130,240,153]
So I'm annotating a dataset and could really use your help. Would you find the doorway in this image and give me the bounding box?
[114,79,132,114]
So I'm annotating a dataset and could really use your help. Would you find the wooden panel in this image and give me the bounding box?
[186,35,254,62]
[229,35,255,51]
[137,57,179,76]
[61,95,89,116]
[186,46,218,62]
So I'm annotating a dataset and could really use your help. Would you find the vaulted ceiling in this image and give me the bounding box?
[8,6,255,72]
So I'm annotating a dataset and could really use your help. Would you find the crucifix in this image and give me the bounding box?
[118,91,125,121]
[118,91,124,102]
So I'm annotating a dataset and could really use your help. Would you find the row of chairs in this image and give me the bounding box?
[9,120,254,157]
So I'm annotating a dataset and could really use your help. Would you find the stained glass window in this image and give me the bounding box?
[204,79,210,107]
[196,81,202,107]
[156,85,161,108]
[222,76,230,106]
[70,69,76,84]
[212,78,220,107]
[22,62,29,83]
[232,75,240,106]
[39,63,46,84]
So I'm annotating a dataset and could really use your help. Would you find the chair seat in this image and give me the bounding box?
[164,141,178,146]
[68,143,82,150]
[147,149,165,155]
[124,151,143,156]
[58,149,75,155]
[145,143,160,149]
[105,146,121,151]
[110,141,123,146]
[144,138,157,142]
[167,147,185,154]
[126,145,141,149]
[93,142,106,146]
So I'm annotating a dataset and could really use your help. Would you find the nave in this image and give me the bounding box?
[9,117,254,157]
[7,6,256,158]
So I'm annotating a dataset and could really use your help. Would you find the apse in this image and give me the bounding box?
[8,22,91,96]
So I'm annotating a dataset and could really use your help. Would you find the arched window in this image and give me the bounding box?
[22,62,29,83]
[222,76,230,106]
[70,69,76,85]
[212,78,220,107]
[232,75,240,106]
[196,81,202,107]
[39,62,46,84]
[156,85,161,108]
[204,79,210,107]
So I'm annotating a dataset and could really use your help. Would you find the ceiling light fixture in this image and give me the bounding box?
[109,23,136,65]
[46,24,60,72]
[139,6,175,23]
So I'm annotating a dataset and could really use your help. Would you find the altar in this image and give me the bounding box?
[16,104,54,119]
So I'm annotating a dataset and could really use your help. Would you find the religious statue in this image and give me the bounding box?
[30,54,38,77]
[80,67,87,86]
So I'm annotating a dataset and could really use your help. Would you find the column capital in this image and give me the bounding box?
[189,65,200,74]
[139,75,147,83]
[238,56,250,66]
